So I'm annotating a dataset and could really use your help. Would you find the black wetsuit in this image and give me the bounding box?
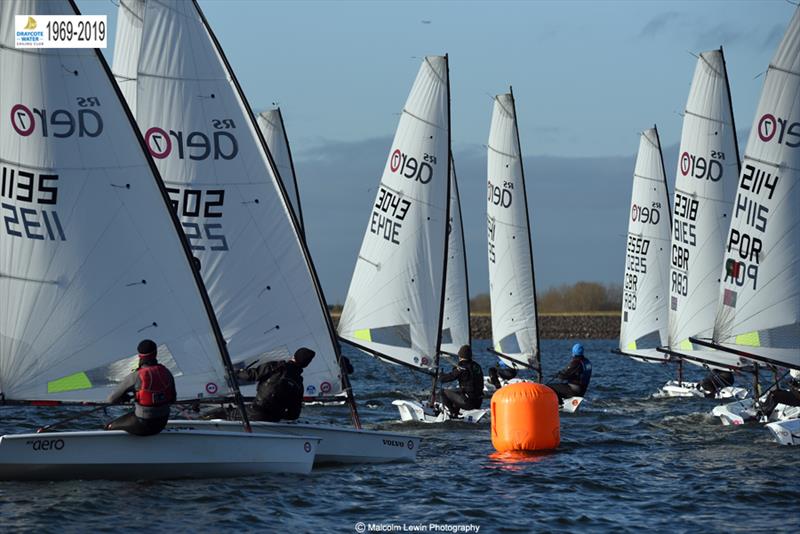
[549,356,592,404]
[439,360,484,416]
[760,380,800,417]
[697,370,735,397]
[489,366,518,389]
[238,360,305,422]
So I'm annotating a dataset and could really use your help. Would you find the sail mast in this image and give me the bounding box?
[451,155,472,346]
[191,0,360,425]
[719,46,742,173]
[429,54,452,405]
[509,86,542,381]
[68,0,250,430]
[653,125,673,230]
[275,107,307,240]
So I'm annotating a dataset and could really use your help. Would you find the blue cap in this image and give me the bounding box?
[571,343,584,356]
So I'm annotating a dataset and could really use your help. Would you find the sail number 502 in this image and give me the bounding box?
[166,187,228,251]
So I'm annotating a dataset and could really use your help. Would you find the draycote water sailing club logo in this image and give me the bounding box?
[15,15,107,49]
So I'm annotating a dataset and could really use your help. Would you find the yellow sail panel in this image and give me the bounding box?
[353,329,372,342]
[735,331,761,347]
[47,372,92,393]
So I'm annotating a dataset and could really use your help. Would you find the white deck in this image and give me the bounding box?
[392,400,488,424]
[655,380,748,400]
[0,428,318,481]
[766,418,800,446]
[166,420,419,464]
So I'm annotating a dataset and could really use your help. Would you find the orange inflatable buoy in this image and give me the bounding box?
[491,382,560,452]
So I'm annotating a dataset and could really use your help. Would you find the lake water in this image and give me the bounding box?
[1,339,797,532]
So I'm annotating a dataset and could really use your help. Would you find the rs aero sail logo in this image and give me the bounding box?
[758,113,800,148]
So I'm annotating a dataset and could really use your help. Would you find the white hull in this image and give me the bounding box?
[766,418,800,446]
[392,400,488,424]
[0,428,318,481]
[484,378,584,413]
[166,420,419,464]
[655,380,748,400]
[712,397,800,426]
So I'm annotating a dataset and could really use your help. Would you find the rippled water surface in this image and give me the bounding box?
[1,339,798,532]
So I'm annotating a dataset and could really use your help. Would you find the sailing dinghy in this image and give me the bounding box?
[483,89,583,413]
[112,0,419,460]
[392,155,488,423]
[338,56,483,424]
[693,8,800,441]
[616,127,671,365]
[0,0,318,480]
[654,48,749,400]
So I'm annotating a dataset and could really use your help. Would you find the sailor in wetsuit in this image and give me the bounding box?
[438,345,484,418]
[105,339,176,436]
[488,361,518,389]
[236,347,316,422]
[696,369,735,398]
[548,343,592,406]
[757,369,800,420]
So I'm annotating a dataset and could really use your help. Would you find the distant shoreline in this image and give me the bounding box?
[329,312,620,340]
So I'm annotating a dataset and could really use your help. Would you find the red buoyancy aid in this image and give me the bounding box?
[135,364,176,407]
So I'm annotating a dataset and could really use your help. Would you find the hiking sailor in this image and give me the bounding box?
[696,369,735,398]
[438,345,484,418]
[548,343,592,406]
[236,347,316,422]
[757,369,800,420]
[104,339,176,436]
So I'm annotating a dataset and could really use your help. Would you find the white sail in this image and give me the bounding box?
[487,91,539,370]
[111,0,144,115]
[618,128,672,361]
[113,0,343,397]
[667,50,741,369]
[712,8,800,370]
[440,156,471,355]
[256,108,304,235]
[0,0,232,402]
[338,56,451,371]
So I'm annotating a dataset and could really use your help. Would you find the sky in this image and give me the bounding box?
[78,0,796,303]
